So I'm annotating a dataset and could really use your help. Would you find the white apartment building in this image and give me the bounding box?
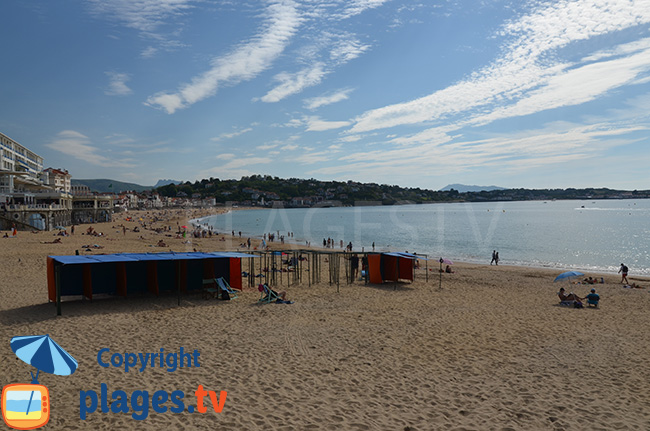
[0,132,44,196]
[42,167,72,194]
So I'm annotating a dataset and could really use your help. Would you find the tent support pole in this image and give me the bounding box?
[177,261,181,306]
[56,265,61,316]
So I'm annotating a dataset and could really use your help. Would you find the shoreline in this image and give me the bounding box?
[2,208,650,429]
[191,206,648,278]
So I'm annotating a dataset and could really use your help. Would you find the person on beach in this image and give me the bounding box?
[558,287,583,306]
[261,284,289,301]
[619,263,629,284]
[350,254,359,280]
[491,250,497,265]
[445,265,454,273]
[585,288,600,307]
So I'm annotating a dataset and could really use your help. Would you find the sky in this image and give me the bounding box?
[2,0,650,191]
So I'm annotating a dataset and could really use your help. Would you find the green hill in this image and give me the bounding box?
[71,179,150,193]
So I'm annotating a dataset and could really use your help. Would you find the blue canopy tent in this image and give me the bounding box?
[47,251,258,315]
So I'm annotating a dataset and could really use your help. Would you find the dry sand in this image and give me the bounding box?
[1,209,650,430]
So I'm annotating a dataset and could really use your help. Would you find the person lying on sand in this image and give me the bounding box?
[40,238,62,244]
[157,240,167,247]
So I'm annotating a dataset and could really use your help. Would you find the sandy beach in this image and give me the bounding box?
[2,209,650,430]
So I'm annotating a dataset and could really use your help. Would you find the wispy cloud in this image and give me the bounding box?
[261,32,369,102]
[46,130,134,167]
[86,0,193,55]
[87,0,194,33]
[304,116,351,131]
[211,127,253,142]
[349,0,650,134]
[199,156,272,179]
[304,88,353,109]
[216,153,236,160]
[146,1,301,113]
[338,0,390,19]
[314,119,646,182]
[293,150,333,164]
[261,63,327,102]
[105,72,133,96]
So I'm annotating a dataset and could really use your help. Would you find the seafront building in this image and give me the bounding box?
[0,131,113,230]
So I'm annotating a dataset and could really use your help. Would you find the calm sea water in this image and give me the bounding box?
[196,199,650,276]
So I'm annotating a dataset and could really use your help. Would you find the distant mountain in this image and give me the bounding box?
[72,179,150,193]
[154,179,182,188]
[440,184,508,193]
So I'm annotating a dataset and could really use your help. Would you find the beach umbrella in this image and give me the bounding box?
[553,271,584,283]
[10,335,77,418]
[441,258,454,265]
[181,225,188,229]
[10,335,78,382]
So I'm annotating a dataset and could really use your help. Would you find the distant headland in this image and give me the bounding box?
[73,176,650,207]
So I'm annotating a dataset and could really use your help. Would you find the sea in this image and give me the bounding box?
[194,199,650,276]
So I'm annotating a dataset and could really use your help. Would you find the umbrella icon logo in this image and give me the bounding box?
[2,335,78,430]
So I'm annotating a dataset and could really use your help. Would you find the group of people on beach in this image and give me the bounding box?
[558,287,600,308]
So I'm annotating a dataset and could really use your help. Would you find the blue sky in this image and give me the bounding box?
[2,0,650,190]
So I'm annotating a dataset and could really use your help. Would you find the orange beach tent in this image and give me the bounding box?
[367,252,423,284]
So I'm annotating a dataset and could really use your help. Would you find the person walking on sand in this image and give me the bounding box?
[619,263,629,284]
[491,250,498,265]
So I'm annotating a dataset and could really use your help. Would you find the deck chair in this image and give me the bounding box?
[202,279,219,299]
[258,283,280,304]
[215,277,238,300]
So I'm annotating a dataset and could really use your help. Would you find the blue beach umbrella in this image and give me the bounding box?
[10,335,78,382]
[553,271,584,283]
[10,335,77,417]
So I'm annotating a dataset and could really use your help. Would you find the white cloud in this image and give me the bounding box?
[140,46,158,58]
[472,46,650,126]
[199,156,272,179]
[211,127,253,142]
[304,88,353,110]
[349,0,650,134]
[304,116,351,131]
[281,143,299,150]
[216,153,236,160]
[46,130,134,167]
[87,0,194,33]
[329,38,370,63]
[87,0,193,54]
[316,119,646,180]
[257,143,278,150]
[146,1,301,113]
[261,63,327,102]
[105,72,132,96]
[338,0,390,19]
[293,150,332,164]
[261,31,369,103]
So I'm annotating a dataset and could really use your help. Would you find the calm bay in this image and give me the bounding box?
[197,199,650,276]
